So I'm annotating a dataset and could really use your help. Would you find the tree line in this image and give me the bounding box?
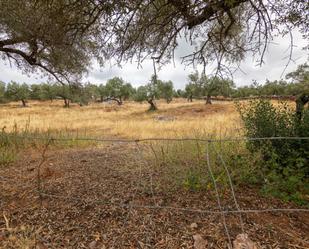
[0,76,174,109]
[0,63,307,109]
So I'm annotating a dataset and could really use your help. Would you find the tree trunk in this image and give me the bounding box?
[205,94,212,104]
[110,97,122,105]
[147,99,157,111]
[296,93,309,121]
[187,95,193,102]
[21,99,27,107]
[64,98,70,108]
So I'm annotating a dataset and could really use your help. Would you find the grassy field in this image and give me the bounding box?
[0,99,242,139]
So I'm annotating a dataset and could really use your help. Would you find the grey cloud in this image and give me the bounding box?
[0,31,307,89]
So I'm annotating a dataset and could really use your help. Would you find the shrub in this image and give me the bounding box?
[237,99,309,204]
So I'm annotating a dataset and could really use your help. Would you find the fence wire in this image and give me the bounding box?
[1,134,309,248]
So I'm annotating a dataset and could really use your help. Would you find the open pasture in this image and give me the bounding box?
[0,99,242,139]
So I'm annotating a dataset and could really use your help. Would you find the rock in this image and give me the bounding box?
[190,223,198,229]
[154,115,175,122]
[89,240,98,249]
[193,234,207,249]
[233,234,258,249]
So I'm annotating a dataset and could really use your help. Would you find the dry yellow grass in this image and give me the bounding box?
[0,99,243,139]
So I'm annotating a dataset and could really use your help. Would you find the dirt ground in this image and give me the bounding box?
[0,143,308,249]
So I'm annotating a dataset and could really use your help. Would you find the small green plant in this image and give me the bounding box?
[183,170,203,191]
[0,148,16,167]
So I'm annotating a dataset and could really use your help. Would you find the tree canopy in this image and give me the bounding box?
[185,71,235,103]
[0,0,106,83]
[99,0,308,75]
[0,0,308,81]
[5,81,30,107]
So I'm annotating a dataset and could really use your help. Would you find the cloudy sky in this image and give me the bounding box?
[0,31,307,89]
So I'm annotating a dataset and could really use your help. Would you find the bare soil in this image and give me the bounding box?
[0,144,308,249]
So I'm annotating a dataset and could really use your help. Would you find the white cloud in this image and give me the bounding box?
[0,31,307,89]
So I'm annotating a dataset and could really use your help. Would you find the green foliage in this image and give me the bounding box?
[98,77,135,104]
[40,83,57,101]
[5,81,30,106]
[174,89,186,98]
[134,75,174,110]
[232,64,309,98]
[0,81,6,103]
[183,170,203,191]
[0,0,101,83]
[237,99,309,204]
[185,71,235,101]
[54,84,72,107]
[134,86,148,102]
[105,77,124,101]
[29,84,43,100]
[97,84,108,102]
[158,80,174,103]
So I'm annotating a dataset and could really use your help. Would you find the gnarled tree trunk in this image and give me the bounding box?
[205,94,212,104]
[21,99,27,107]
[296,93,309,120]
[113,97,122,105]
[147,98,157,111]
[64,98,70,108]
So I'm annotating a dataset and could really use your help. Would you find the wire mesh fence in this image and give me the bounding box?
[0,134,308,248]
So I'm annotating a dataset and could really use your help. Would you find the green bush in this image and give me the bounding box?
[237,99,309,204]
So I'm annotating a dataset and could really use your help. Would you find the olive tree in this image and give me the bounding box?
[186,71,235,104]
[40,83,57,102]
[286,63,309,120]
[0,81,5,103]
[99,0,308,77]
[185,84,195,102]
[54,85,73,108]
[134,75,161,111]
[30,84,43,100]
[104,77,134,105]
[158,80,174,103]
[5,81,30,107]
[1,0,308,98]
[0,0,107,84]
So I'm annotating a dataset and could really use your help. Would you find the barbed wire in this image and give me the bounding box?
[2,133,309,143]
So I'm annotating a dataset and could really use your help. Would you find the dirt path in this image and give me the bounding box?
[0,144,308,248]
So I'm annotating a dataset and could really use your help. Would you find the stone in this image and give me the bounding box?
[233,234,258,249]
[190,222,198,229]
[193,234,207,249]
